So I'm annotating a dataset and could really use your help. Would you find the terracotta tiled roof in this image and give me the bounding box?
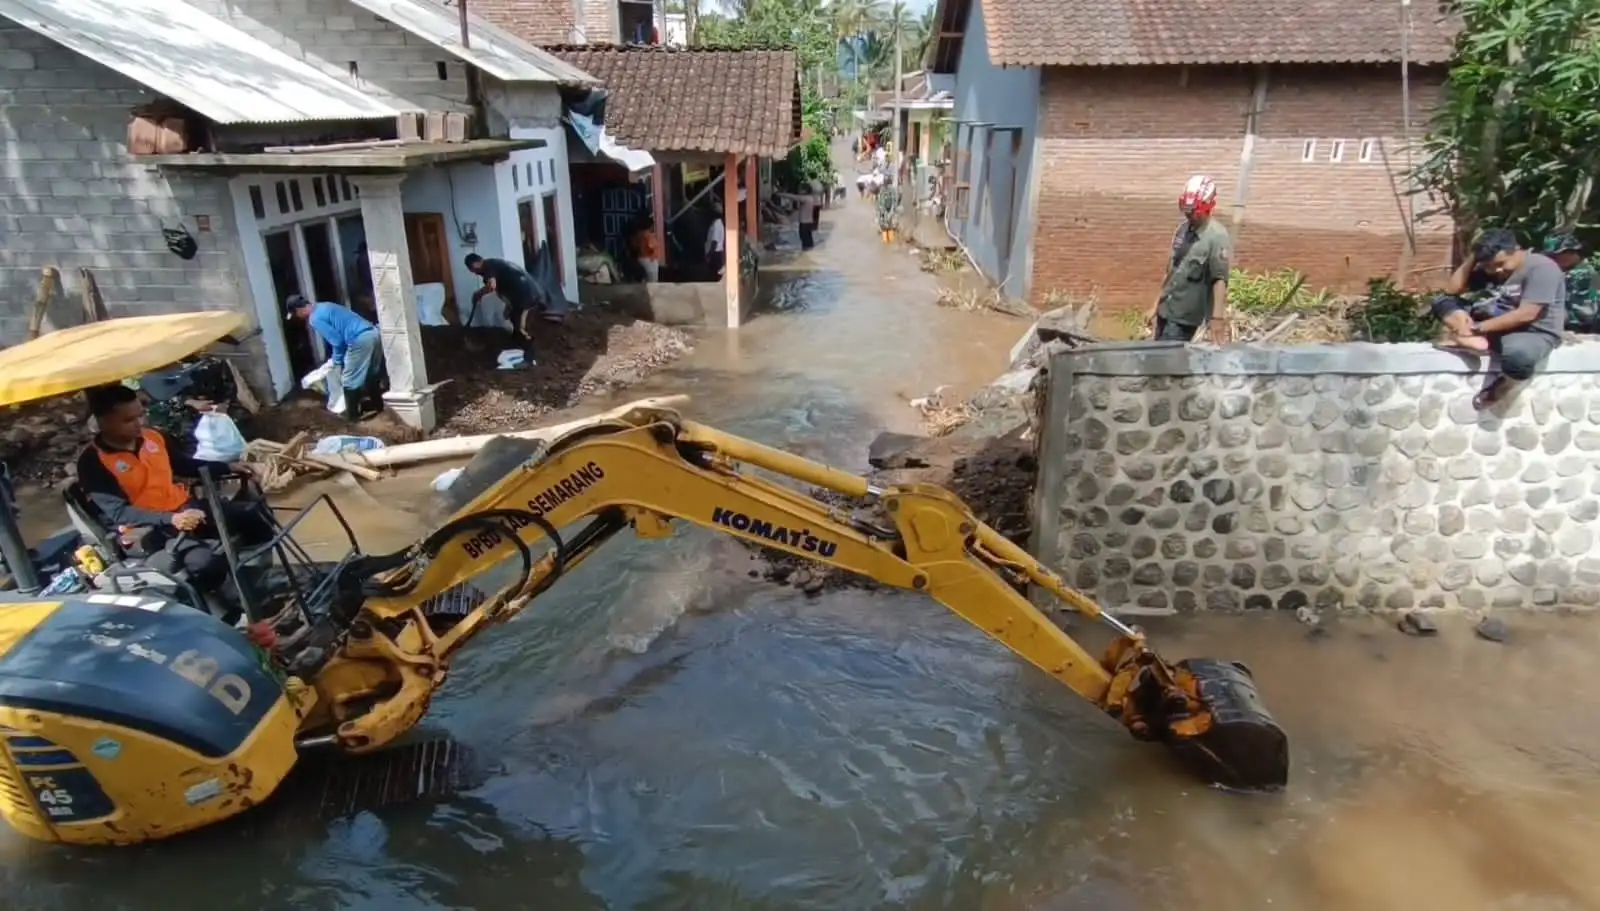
[977,0,1462,67]
[545,45,802,158]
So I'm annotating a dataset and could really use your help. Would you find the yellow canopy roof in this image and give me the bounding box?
[0,311,247,408]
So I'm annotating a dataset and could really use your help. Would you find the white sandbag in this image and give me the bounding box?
[300,359,345,415]
[193,411,247,463]
[415,282,449,326]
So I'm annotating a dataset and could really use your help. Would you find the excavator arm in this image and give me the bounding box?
[298,406,1288,792]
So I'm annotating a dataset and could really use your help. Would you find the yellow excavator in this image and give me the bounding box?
[0,313,1287,847]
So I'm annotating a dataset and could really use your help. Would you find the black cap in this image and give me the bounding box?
[283,293,307,320]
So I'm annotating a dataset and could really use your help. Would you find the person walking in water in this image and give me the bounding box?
[776,185,821,250]
[876,173,901,244]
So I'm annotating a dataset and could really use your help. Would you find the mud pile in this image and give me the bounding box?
[747,404,1041,596]
[1,401,92,483]
[248,305,694,442]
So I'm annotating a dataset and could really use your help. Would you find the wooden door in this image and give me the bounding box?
[404,212,455,319]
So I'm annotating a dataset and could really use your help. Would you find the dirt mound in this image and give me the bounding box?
[427,308,693,436]
[3,305,695,483]
[745,424,1039,596]
[1,400,92,483]
[245,305,694,443]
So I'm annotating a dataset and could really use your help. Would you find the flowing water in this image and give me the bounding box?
[7,182,1600,911]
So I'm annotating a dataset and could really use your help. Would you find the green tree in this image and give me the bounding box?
[1413,0,1600,246]
[691,0,840,187]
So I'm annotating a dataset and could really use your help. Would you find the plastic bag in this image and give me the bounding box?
[312,435,385,456]
[193,411,247,463]
[300,360,346,415]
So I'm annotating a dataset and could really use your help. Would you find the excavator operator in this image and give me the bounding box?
[75,383,273,612]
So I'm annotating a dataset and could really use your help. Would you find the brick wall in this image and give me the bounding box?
[580,0,617,43]
[1031,65,1453,312]
[180,0,474,113]
[472,0,603,44]
[0,21,254,363]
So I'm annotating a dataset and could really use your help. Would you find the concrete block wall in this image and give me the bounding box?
[0,21,253,358]
[1031,341,1600,616]
[178,0,474,113]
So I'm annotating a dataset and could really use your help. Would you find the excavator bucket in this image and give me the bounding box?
[1164,658,1289,791]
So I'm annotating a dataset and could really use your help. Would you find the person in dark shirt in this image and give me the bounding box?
[466,254,542,353]
[1433,229,1566,409]
[75,384,274,611]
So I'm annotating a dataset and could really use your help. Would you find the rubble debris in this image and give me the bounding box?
[1397,611,1440,637]
[867,431,931,470]
[1475,615,1509,643]
[749,418,1040,595]
[0,401,90,483]
[1007,300,1101,371]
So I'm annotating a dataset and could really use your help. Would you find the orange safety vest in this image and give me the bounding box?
[95,429,190,513]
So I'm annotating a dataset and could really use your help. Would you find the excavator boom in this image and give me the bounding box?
[313,406,1288,791]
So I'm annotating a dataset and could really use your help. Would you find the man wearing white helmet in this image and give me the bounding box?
[1147,174,1232,343]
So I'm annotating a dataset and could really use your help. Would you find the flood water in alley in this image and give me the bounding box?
[8,188,1600,911]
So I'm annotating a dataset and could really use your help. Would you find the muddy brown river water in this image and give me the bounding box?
[6,183,1600,910]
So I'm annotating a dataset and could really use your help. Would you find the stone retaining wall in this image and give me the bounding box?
[1030,341,1600,614]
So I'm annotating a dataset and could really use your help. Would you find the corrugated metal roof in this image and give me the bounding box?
[0,0,405,124]
[341,0,597,84]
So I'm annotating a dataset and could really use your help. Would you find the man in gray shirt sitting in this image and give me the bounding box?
[1433,228,1565,409]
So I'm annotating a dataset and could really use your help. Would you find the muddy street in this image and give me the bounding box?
[6,181,1600,911]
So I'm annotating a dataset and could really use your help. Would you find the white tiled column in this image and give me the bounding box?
[351,174,435,431]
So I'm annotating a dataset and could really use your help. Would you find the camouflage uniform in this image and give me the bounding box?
[1544,234,1598,333]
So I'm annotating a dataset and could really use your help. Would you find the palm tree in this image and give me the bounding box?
[907,5,935,69]
[828,0,879,111]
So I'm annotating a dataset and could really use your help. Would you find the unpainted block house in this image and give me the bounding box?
[0,0,602,430]
[927,0,1461,310]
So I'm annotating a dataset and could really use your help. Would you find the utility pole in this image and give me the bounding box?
[892,22,903,171]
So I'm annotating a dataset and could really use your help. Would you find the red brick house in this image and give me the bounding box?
[472,0,650,45]
[926,0,1462,310]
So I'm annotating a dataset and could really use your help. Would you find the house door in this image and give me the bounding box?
[404,212,455,320]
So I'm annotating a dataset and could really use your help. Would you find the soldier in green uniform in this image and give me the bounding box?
[1146,174,1232,344]
[1544,234,1596,333]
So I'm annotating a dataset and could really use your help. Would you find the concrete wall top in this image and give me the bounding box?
[1051,340,1600,378]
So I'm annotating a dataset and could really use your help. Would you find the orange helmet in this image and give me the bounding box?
[1180,174,1218,218]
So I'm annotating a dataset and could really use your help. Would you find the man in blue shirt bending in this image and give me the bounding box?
[285,294,385,421]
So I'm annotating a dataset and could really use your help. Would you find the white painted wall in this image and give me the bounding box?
[401,163,505,311]
[499,124,578,302]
